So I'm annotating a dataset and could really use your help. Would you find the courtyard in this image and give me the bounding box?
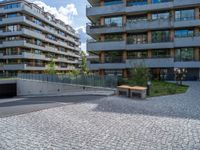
[0,82,200,150]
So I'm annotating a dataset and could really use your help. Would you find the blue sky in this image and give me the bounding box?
[0,0,89,51]
[33,0,89,29]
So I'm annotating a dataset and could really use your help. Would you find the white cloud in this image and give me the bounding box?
[31,1,78,25]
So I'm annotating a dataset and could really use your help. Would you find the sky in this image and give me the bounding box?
[1,0,89,51]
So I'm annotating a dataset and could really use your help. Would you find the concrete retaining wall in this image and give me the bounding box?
[17,79,116,96]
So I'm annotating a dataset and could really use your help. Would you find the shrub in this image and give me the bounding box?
[129,63,150,86]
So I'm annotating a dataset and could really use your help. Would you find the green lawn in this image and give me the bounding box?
[124,80,189,97]
[148,81,189,97]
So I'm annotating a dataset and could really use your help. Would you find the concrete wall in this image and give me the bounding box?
[17,79,115,96]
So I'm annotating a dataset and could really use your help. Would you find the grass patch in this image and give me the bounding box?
[148,81,188,97]
[124,80,189,97]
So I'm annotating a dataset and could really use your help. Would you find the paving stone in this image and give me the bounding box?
[0,82,200,149]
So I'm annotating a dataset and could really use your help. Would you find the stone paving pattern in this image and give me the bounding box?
[0,82,200,150]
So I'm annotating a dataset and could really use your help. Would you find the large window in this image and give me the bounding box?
[175,48,194,61]
[127,33,147,44]
[104,16,123,27]
[4,3,20,9]
[127,51,148,59]
[152,30,170,43]
[127,0,147,6]
[104,0,123,6]
[175,29,194,38]
[104,34,123,41]
[175,9,194,21]
[152,12,170,20]
[152,49,170,58]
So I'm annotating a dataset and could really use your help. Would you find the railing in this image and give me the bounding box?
[17,73,118,88]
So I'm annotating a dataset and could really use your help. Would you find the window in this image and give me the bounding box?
[152,30,170,43]
[175,29,194,38]
[152,49,170,58]
[104,0,123,6]
[128,51,148,59]
[7,25,18,32]
[152,12,170,20]
[105,51,123,63]
[127,33,147,44]
[4,3,20,9]
[104,34,123,41]
[127,0,147,6]
[175,48,194,61]
[105,16,123,27]
[7,13,18,18]
[152,0,173,4]
[33,18,43,26]
[175,9,194,21]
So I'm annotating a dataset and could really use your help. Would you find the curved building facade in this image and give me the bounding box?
[0,0,81,75]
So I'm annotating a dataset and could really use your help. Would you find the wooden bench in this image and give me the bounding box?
[117,85,147,99]
[129,86,147,99]
[117,85,130,97]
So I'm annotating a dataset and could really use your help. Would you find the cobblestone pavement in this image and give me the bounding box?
[0,82,200,150]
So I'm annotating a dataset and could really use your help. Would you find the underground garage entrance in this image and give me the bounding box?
[0,83,17,98]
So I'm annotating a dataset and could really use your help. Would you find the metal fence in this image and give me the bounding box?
[17,73,118,88]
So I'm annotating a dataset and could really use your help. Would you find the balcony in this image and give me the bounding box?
[87,40,126,51]
[86,23,124,35]
[87,0,200,18]
[88,58,175,70]
[126,19,173,32]
[0,64,26,70]
[126,58,174,68]
[126,1,173,14]
[174,36,200,47]
[174,61,200,68]
[86,3,125,17]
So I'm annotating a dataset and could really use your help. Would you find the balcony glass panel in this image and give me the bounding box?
[4,3,20,9]
[104,0,123,6]
[105,52,123,63]
[175,48,194,62]
[127,33,147,44]
[175,29,194,38]
[152,12,170,20]
[175,9,195,21]
[104,34,123,41]
[152,49,170,58]
[127,15,147,23]
[127,0,147,6]
[152,30,170,43]
[127,51,148,59]
[105,16,123,27]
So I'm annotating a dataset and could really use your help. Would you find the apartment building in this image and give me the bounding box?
[86,0,200,80]
[0,0,81,75]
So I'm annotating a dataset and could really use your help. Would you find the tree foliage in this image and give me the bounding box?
[80,51,89,75]
[130,63,150,86]
[46,58,56,75]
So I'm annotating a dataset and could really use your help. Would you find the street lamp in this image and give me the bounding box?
[147,80,152,96]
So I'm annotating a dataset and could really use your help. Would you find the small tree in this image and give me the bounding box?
[80,51,89,75]
[130,63,150,86]
[46,58,56,75]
